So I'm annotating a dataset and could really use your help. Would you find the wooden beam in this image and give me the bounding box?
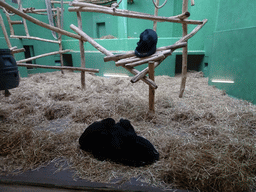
[70,24,113,56]
[10,35,60,43]
[68,7,203,25]
[17,50,71,63]
[17,63,99,73]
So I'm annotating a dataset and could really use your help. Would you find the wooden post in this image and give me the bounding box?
[57,7,64,74]
[148,61,155,113]
[153,0,159,31]
[0,13,12,48]
[76,10,86,90]
[179,0,189,98]
[18,0,30,36]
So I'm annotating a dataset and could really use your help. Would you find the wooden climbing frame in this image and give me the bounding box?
[69,0,207,113]
[0,0,207,113]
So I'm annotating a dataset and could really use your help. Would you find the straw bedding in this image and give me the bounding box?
[1,71,256,192]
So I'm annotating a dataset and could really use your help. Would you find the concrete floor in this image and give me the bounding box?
[0,161,191,192]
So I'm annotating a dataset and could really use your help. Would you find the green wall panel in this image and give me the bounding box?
[216,0,256,31]
[209,27,256,104]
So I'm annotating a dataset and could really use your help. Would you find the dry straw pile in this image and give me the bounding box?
[1,71,256,192]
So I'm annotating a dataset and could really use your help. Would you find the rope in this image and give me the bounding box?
[152,0,168,9]
[45,0,57,39]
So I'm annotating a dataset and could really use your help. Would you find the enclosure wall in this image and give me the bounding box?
[208,0,256,104]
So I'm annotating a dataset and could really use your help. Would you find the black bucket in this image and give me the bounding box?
[0,49,20,90]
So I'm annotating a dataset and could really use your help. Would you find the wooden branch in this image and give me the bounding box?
[12,48,25,54]
[18,50,71,63]
[68,7,203,25]
[10,35,60,44]
[50,1,70,4]
[124,51,169,67]
[22,8,59,13]
[148,61,155,113]
[116,50,168,66]
[70,24,113,56]
[105,42,187,62]
[176,19,208,44]
[19,3,30,36]
[76,11,86,89]
[0,1,85,41]
[10,20,23,25]
[153,0,159,31]
[4,11,14,35]
[9,46,17,51]
[131,57,166,83]
[174,11,190,20]
[0,13,12,48]
[179,0,189,98]
[17,63,99,73]
[57,7,64,74]
[123,66,158,89]
[71,1,152,16]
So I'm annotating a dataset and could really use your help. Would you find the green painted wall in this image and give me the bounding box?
[208,0,256,104]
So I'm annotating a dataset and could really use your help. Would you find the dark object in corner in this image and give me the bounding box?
[0,49,20,91]
[79,118,159,167]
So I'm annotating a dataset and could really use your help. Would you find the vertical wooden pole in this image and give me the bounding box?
[18,0,29,36]
[0,13,12,48]
[4,11,15,36]
[57,7,64,74]
[76,10,86,89]
[179,0,188,98]
[153,0,159,31]
[148,61,155,113]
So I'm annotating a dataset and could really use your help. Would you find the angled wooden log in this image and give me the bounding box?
[176,19,208,44]
[70,24,113,56]
[131,57,166,83]
[70,24,157,89]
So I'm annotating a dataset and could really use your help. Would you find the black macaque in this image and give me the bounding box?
[79,118,159,167]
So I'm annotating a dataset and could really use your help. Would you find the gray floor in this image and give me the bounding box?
[0,161,191,192]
